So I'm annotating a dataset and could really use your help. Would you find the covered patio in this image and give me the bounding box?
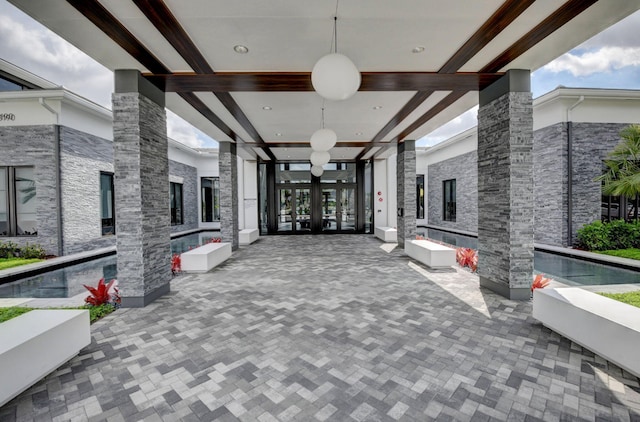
[2,235,639,421]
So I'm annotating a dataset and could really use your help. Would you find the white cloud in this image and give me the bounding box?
[543,46,640,77]
[167,111,219,149]
[0,3,113,108]
[418,107,478,147]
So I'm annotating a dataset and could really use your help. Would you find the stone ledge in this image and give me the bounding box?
[533,287,640,378]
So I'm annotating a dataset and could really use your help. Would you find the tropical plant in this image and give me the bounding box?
[456,247,478,272]
[0,241,18,259]
[531,274,551,292]
[83,278,120,307]
[171,253,182,275]
[207,237,222,243]
[595,124,640,221]
[18,243,45,259]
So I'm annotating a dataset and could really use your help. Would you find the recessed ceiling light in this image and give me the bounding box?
[412,46,425,54]
[373,106,382,110]
[275,132,282,137]
[262,106,272,110]
[355,132,363,136]
[234,45,249,54]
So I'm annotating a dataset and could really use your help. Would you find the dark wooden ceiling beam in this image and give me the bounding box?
[480,0,599,73]
[364,0,535,153]
[65,0,168,74]
[439,0,536,73]
[132,0,274,158]
[145,72,503,93]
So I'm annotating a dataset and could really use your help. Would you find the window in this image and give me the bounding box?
[170,182,183,225]
[201,177,220,222]
[0,166,37,236]
[416,175,425,219]
[443,179,456,222]
[100,172,115,235]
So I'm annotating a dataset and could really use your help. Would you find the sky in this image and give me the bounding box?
[0,1,639,149]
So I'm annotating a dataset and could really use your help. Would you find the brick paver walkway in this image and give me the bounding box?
[2,235,639,421]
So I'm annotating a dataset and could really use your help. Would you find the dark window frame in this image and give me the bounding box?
[443,179,456,222]
[170,182,184,226]
[0,166,37,237]
[201,176,220,222]
[416,174,425,219]
[100,172,115,236]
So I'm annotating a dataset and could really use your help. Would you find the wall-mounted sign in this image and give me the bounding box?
[378,197,383,202]
[0,113,16,122]
[377,191,382,196]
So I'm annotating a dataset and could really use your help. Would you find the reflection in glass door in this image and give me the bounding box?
[321,189,337,231]
[278,187,311,233]
[340,187,356,232]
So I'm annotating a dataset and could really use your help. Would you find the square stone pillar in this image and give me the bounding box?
[397,140,416,247]
[477,69,534,300]
[219,142,239,250]
[113,70,170,307]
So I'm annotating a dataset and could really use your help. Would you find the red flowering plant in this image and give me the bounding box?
[531,274,551,292]
[207,237,222,244]
[83,278,121,308]
[456,247,478,272]
[171,253,182,275]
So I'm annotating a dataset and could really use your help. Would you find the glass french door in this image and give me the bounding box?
[277,187,311,233]
[321,186,356,232]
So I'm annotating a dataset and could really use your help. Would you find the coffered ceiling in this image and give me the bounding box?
[8,0,640,161]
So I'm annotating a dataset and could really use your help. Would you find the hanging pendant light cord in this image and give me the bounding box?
[321,99,326,129]
[329,0,340,54]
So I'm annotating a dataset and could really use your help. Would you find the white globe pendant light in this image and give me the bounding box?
[310,150,331,167]
[310,128,337,152]
[311,53,361,101]
[311,165,324,177]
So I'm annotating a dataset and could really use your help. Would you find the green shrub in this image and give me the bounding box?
[0,307,32,323]
[0,241,18,259]
[577,220,640,251]
[18,243,46,259]
[606,219,637,249]
[576,221,612,251]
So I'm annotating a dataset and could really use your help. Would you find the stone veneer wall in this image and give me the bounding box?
[397,141,416,247]
[570,122,632,242]
[169,159,198,234]
[427,150,478,233]
[219,143,238,249]
[59,126,117,254]
[533,123,568,246]
[0,125,60,255]
[477,91,533,299]
[113,92,170,305]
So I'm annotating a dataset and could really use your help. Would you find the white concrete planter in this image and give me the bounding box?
[239,229,259,245]
[375,227,397,243]
[0,309,91,407]
[181,242,232,273]
[533,287,640,378]
[405,239,456,269]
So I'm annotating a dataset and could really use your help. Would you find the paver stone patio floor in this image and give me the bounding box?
[2,234,640,421]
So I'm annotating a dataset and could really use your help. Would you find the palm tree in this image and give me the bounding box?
[596,124,640,221]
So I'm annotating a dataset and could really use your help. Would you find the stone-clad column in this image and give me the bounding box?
[397,140,416,247]
[219,142,239,250]
[113,70,170,307]
[477,69,534,300]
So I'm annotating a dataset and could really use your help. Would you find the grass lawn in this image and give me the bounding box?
[595,248,640,261]
[600,291,640,309]
[0,304,117,324]
[0,257,44,271]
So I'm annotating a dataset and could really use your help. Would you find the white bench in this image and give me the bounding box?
[239,228,259,245]
[405,239,456,269]
[181,242,232,273]
[375,227,397,243]
[533,287,640,378]
[0,309,90,407]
